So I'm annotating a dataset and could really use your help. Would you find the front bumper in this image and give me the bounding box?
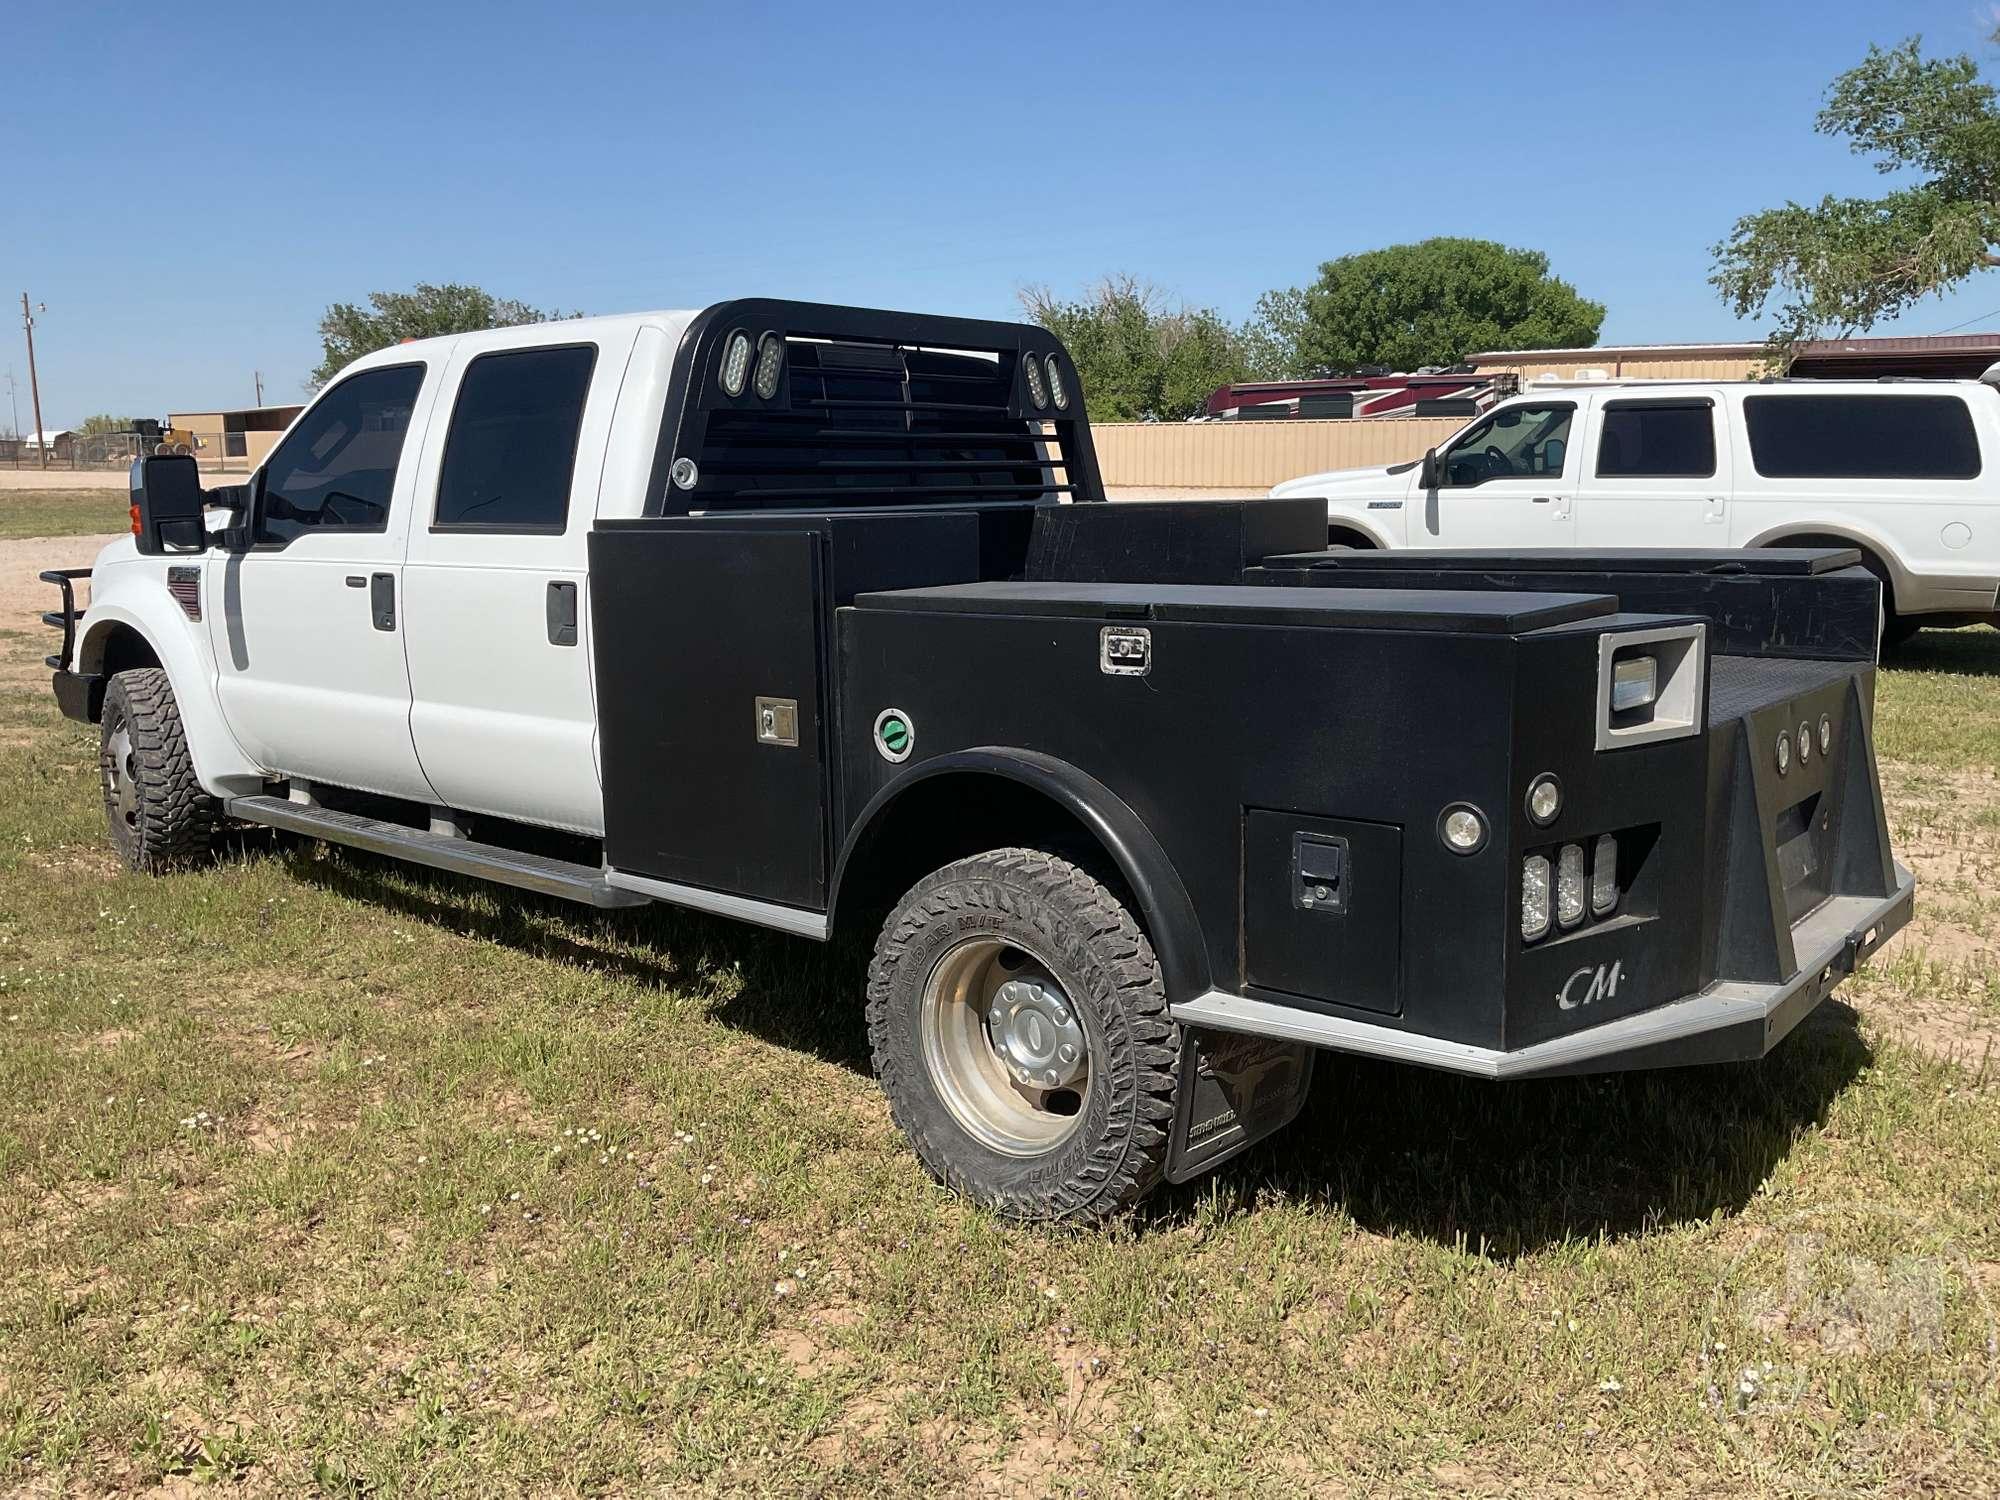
[1172,864,1914,1079]
[52,668,103,724]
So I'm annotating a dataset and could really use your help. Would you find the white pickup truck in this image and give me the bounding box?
[1271,376,2000,640]
[41,299,1913,1222]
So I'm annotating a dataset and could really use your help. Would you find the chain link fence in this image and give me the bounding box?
[2,432,256,473]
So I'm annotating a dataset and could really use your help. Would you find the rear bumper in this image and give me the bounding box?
[1172,864,1914,1079]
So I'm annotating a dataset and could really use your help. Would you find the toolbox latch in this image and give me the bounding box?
[1292,832,1348,914]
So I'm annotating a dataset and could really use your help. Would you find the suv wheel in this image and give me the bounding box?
[100,668,219,871]
[866,848,1179,1223]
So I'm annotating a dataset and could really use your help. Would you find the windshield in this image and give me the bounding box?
[1441,403,1574,486]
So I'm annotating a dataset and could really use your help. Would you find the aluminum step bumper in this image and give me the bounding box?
[227,795,649,909]
[1172,865,1914,1080]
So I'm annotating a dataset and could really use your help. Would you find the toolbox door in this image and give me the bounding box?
[592,527,829,909]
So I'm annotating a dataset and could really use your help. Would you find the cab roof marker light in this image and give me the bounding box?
[719,330,752,397]
[1023,352,1049,409]
[752,332,786,401]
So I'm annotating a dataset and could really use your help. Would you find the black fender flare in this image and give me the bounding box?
[831,747,1211,1003]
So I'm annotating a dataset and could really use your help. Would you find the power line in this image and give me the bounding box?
[1926,304,2000,336]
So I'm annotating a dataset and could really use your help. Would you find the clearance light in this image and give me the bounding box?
[1526,773,1562,826]
[1522,856,1552,942]
[1819,714,1833,755]
[753,332,786,400]
[1591,834,1619,916]
[1798,721,1813,764]
[1046,355,1070,410]
[719,330,753,396]
[1440,804,1488,855]
[1556,843,1587,928]
[1610,654,1659,713]
[1776,732,1791,775]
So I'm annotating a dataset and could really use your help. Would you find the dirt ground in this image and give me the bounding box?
[1,534,110,632]
[0,468,247,492]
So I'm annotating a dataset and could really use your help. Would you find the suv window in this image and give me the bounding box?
[434,345,597,531]
[258,364,425,542]
[1596,401,1717,478]
[1440,403,1574,487]
[1744,394,1981,479]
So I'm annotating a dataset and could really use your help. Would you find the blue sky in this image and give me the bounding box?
[7,0,2000,427]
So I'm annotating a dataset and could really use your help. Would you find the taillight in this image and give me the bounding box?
[129,503,141,536]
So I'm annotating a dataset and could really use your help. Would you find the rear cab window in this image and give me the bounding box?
[434,344,599,532]
[1594,400,1717,478]
[1744,394,1981,479]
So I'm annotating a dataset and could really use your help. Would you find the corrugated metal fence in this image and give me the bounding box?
[1090,416,1465,491]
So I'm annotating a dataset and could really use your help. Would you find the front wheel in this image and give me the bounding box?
[100,668,219,871]
[866,849,1180,1223]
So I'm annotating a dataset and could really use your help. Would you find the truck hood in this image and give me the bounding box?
[1268,462,1412,501]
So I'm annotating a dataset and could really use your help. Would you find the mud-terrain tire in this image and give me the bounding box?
[866,848,1179,1223]
[100,668,219,871]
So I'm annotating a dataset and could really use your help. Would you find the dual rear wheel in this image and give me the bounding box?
[865,848,1182,1223]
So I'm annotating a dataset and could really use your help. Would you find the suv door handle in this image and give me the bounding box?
[546,580,578,647]
[1531,496,1552,504]
[369,573,395,631]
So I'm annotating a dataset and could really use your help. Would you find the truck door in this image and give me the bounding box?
[207,360,441,802]
[1573,395,1729,547]
[1419,399,1578,547]
[399,330,620,835]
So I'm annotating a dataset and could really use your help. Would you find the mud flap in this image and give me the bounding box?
[1163,1028,1315,1184]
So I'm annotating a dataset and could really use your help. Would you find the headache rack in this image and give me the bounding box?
[647,298,1105,514]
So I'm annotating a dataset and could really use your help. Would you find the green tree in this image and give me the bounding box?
[1236,286,1313,379]
[1019,275,1249,421]
[1282,238,1603,374]
[78,413,145,436]
[311,282,580,388]
[1712,34,2000,361]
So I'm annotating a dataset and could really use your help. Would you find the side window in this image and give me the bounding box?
[434,345,597,531]
[1595,402,1717,478]
[1745,394,1981,479]
[1441,404,1575,487]
[258,364,425,542]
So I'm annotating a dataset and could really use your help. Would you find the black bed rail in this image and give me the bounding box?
[39,568,89,671]
[647,298,1107,517]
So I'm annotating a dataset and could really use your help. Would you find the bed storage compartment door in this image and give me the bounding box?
[1243,810,1403,1015]
[592,526,828,908]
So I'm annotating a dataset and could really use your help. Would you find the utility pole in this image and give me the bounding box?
[20,294,47,470]
[2,367,17,442]
[254,369,265,405]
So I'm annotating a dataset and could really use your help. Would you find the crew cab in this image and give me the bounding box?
[1270,375,2000,640]
[44,300,1913,1222]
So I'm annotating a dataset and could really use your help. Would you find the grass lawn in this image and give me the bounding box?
[0,490,130,541]
[0,604,1996,1493]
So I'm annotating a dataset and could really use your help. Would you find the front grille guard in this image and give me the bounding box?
[39,568,89,671]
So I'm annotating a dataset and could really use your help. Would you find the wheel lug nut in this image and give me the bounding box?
[1058,1044,1076,1064]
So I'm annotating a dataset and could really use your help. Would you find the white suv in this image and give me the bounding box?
[1270,376,2000,638]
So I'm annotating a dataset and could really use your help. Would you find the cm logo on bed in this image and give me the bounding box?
[1559,960,1625,1012]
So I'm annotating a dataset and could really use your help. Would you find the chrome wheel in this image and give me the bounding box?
[104,723,140,833]
[919,937,1089,1157]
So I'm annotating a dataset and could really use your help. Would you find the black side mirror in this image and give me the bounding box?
[129,454,208,555]
[1418,447,1441,490]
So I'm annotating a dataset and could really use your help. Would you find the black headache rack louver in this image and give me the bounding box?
[646,299,1105,515]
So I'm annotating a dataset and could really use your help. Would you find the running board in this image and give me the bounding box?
[226,795,649,909]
